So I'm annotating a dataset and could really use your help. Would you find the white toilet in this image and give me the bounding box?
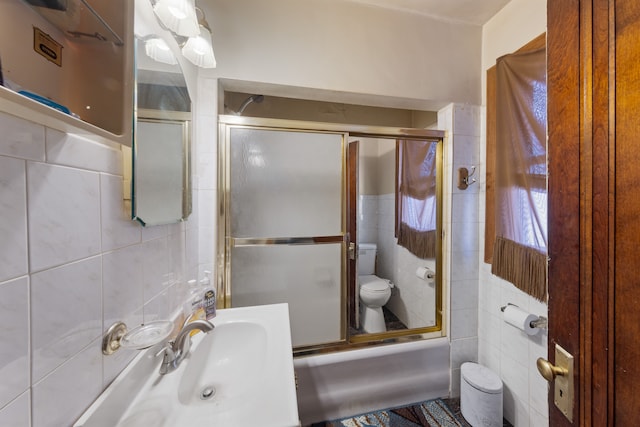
[358,243,393,333]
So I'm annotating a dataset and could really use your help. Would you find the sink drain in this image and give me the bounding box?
[200,386,216,400]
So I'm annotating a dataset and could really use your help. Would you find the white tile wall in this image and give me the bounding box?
[439,104,481,397]
[45,130,121,174]
[31,257,102,383]
[100,173,141,251]
[0,112,45,161]
[194,77,218,282]
[357,195,379,245]
[0,111,192,426]
[31,340,103,427]
[141,237,170,302]
[103,245,145,328]
[0,391,29,427]
[0,156,28,282]
[0,277,29,409]
[477,100,549,425]
[442,101,549,425]
[27,162,101,272]
[477,271,549,427]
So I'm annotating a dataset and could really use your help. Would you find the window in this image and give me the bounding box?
[485,34,548,301]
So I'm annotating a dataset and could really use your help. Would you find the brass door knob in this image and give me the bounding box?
[537,357,569,382]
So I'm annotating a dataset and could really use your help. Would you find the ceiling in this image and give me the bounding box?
[344,0,512,25]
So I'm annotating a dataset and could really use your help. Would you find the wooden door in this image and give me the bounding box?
[613,0,640,420]
[548,0,640,424]
[547,1,581,424]
[347,140,359,331]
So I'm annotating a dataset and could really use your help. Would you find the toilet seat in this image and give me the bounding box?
[359,275,391,292]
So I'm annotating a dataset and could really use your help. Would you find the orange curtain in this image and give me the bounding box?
[491,47,548,301]
[396,139,438,259]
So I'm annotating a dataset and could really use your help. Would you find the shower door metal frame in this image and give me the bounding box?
[218,118,349,347]
[218,115,446,355]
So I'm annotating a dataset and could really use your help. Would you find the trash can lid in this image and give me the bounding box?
[461,362,503,393]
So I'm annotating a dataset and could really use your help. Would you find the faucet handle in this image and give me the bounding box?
[154,344,171,358]
[156,344,177,375]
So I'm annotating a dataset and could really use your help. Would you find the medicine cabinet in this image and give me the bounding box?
[0,0,134,145]
[129,0,193,226]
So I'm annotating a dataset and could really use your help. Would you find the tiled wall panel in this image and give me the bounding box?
[439,103,481,398]
[0,111,190,426]
[477,99,549,425]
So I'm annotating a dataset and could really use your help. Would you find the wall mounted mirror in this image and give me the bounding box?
[130,3,192,226]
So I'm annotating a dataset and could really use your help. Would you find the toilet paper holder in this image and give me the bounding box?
[415,266,435,280]
[500,303,548,329]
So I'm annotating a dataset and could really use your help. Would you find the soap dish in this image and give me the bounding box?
[120,321,174,350]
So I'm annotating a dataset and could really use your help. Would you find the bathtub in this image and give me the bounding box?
[293,337,450,425]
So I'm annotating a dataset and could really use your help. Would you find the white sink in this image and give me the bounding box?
[75,303,299,427]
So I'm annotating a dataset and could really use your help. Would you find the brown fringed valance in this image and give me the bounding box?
[491,46,548,301]
[397,223,437,259]
[395,139,438,260]
[491,236,547,302]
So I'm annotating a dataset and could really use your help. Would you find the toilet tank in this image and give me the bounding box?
[358,243,377,275]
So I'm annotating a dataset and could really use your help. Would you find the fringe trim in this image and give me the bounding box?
[491,236,547,302]
[397,222,437,259]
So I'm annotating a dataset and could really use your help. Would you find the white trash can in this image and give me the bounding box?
[460,362,503,427]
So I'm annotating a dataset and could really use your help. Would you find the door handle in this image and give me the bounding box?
[538,344,574,422]
[536,358,568,382]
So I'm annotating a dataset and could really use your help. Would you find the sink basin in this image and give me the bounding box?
[75,303,299,427]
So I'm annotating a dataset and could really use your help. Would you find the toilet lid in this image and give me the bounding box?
[359,275,390,292]
[461,362,502,393]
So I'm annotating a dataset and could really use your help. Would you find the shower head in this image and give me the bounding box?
[237,94,264,115]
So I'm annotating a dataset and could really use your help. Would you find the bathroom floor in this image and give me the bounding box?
[383,307,408,331]
[349,307,408,335]
[443,398,513,427]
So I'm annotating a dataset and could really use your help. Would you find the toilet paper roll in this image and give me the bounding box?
[415,266,435,281]
[503,304,540,336]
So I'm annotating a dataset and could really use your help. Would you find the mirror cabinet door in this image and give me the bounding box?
[131,1,192,226]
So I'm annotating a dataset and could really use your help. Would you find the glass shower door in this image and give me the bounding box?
[226,127,345,348]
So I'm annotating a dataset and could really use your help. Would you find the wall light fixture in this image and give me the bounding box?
[181,7,216,68]
[144,37,178,65]
[152,0,200,37]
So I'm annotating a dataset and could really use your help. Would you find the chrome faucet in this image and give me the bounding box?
[158,319,215,375]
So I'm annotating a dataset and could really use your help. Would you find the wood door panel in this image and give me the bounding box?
[549,0,640,423]
[615,0,640,419]
[547,0,582,424]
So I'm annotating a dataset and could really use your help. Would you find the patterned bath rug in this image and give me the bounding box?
[319,398,471,427]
